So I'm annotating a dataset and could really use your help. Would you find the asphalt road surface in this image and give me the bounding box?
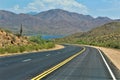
[43,46,117,80]
[0,45,83,80]
[0,45,118,80]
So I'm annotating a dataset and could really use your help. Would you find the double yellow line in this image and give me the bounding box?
[31,47,86,80]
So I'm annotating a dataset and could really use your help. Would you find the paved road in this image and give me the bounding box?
[0,45,83,80]
[42,47,116,80]
[0,45,118,80]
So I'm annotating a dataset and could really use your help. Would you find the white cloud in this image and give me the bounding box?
[12,0,89,14]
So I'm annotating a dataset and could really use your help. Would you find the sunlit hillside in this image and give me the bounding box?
[0,29,55,54]
[56,22,120,49]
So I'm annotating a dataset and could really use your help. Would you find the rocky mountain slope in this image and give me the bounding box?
[0,9,113,35]
[0,29,29,48]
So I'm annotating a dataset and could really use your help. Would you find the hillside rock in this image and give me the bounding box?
[0,29,29,47]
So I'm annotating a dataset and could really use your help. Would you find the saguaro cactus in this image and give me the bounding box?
[20,24,23,36]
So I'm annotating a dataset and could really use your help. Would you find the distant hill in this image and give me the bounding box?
[0,9,113,35]
[56,22,120,49]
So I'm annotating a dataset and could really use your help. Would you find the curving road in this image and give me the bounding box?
[0,45,83,80]
[42,46,116,80]
[0,45,118,80]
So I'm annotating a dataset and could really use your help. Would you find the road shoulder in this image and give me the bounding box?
[94,46,120,70]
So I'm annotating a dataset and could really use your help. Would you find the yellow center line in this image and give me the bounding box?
[31,47,86,80]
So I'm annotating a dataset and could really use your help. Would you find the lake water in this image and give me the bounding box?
[41,35,64,40]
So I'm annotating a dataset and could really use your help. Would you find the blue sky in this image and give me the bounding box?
[0,0,120,19]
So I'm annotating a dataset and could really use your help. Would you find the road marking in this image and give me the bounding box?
[98,49,117,80]
[22,59,32,62]
[46,54,50,56]
[31,47,86,80]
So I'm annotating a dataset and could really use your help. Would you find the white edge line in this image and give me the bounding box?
[22,59,32,62]
[98,49,117,80]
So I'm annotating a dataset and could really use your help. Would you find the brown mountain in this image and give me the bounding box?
[0,9,113,35]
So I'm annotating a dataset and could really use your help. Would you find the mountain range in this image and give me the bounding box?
[0,9,114,35]
[27,12,38,15]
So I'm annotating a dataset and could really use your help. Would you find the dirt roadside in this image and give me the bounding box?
[0,44,64,57]
[93,46,120,70]
[75,44,120,70]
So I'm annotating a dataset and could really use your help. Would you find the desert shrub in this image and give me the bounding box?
[29,35,44,44]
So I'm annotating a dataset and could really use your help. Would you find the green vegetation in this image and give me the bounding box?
[56,22,120,49]
[0,41,55,54]
[29,35,55,49]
